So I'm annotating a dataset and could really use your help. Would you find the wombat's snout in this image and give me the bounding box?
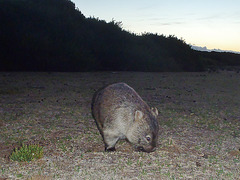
[137,145,156,153]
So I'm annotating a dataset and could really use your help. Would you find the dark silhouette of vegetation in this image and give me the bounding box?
[1,0,240,72]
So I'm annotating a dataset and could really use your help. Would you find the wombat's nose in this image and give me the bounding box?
[144,145,156,153]
[137,146,156,153]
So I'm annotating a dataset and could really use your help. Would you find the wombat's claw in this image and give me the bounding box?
[105,147,116,152]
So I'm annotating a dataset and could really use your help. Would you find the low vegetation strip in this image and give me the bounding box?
[1,0,240,72]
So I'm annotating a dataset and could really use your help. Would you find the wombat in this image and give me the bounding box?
[91,83,159,152]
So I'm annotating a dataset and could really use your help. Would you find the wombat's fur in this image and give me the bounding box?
[91,83,159,152]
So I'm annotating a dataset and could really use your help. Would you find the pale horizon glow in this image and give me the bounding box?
[72,0,240,52]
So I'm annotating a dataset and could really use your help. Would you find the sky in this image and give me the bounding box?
[72,0,240,52]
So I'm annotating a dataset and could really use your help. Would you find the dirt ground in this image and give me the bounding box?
[0,71,239,179]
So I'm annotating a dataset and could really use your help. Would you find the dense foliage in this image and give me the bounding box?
[0,0,239,72]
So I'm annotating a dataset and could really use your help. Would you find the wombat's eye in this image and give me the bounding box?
[146,135,151,142]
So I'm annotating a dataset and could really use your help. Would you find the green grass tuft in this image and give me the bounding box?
[10,144,43,162]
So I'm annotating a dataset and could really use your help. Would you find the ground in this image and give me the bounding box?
[0,71,239,179]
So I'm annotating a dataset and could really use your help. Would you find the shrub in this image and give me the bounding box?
[10,144,43,162]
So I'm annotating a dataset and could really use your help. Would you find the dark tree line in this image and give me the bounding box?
[0,0,240,72]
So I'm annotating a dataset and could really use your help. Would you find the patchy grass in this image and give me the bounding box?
[10,144,43,162]
[0,71,240,179]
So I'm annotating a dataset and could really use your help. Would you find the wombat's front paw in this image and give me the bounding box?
[105,147,116,152]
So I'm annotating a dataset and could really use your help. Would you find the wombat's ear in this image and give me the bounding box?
[134,110,143,121]
[151,107,158,118]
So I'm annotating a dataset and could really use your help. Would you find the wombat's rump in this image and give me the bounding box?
[91,83,159,152]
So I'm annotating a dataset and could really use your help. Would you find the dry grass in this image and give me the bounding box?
[0,71,240,179]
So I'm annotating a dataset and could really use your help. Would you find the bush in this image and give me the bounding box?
[10,144,43,162]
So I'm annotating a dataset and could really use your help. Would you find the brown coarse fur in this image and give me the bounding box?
[91,83,159,152]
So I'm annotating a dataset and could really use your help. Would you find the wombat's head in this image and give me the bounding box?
[127,107,159,153]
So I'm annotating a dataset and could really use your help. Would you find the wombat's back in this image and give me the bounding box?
[91,83,148,128]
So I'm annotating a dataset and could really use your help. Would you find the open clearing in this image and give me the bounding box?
[0,71,240,179]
